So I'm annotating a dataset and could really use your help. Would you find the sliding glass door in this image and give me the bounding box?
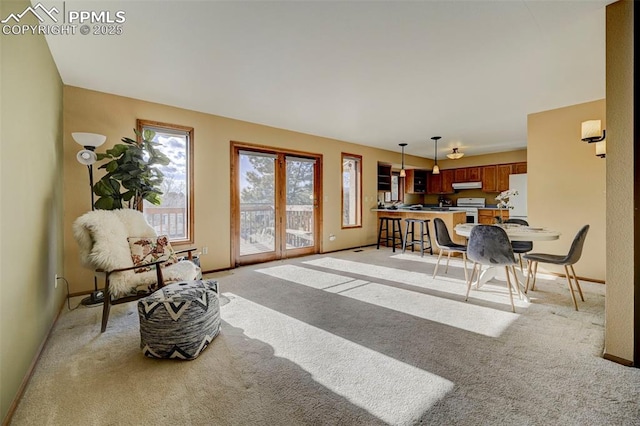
[233,145,321,266]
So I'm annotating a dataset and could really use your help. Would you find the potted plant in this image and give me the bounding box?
[93,129,170,210]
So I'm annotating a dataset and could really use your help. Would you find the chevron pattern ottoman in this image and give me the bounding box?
[138,279,221,360]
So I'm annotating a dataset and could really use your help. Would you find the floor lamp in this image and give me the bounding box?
[73,132,107,306]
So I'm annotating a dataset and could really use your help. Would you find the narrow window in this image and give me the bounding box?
[342,153,362,228]
[137,119,194,244]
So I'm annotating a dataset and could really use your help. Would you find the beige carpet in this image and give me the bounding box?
[10,248,640,425]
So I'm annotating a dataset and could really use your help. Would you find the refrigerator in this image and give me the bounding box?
[508,173,528,222]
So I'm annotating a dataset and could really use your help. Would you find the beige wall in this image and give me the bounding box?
[0,1,66,421]
[63,87,432,294]
[604,0,634,363]
[527,100,606,282]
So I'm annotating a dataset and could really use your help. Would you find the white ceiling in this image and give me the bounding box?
[43,0,610,159]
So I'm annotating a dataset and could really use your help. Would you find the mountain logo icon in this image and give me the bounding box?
[1,3,59,24]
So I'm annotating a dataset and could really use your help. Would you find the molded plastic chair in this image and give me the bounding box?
[523,225,590,311]
[432,218,467,281]
[465,225,519,312]
[504,218,533,271]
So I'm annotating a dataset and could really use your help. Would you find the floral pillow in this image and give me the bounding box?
[127,235,178,273]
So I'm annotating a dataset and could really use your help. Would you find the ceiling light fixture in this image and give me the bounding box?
[581,120,606,158]
[431,136,441,174]
[446,147,464,160]
[399,143,407,177]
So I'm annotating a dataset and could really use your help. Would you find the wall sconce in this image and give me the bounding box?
[431,136,441,174]
[446,147,464,160]
[399,142,407,177]
[581,120,606,158]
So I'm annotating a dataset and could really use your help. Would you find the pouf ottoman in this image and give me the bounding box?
[138,279,221,360]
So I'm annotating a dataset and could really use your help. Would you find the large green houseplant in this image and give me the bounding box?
[93,129,170,210]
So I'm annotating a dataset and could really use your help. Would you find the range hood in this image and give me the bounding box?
[452,181,482,190]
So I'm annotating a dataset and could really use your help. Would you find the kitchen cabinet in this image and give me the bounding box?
[441,169,454,193]
[497,164,512,192]
[467,167,481,181]
[454,168,468,183]
[481,165,497,192]
[377,163,392,191]
[478,208,509,225]
[427,170,454,194]
[427,172,441,194]
[513,162,527,174]
[405,169,427,194]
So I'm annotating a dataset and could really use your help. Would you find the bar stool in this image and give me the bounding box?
[377,217,403,252]
[402,218,433,257]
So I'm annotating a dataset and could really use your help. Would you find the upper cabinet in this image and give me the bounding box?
[481,165,497,192]
[405,169,427,194]
[427,169,454,194]
[418,161,526,195]
[377,163,392,191]
[513,162,527,174]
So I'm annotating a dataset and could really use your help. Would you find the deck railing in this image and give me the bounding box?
[144,207,186,239]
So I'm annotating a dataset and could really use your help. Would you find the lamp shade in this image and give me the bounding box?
[72,132,106,148]
[432,164,440,174]
[446,148,464,160]
[581,120,601,140]
[76,149,97,165]
[595,140,606,158]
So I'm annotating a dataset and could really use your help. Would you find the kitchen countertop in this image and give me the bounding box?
[371,208,464,213]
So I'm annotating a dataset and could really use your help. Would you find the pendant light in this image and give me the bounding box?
[399,142,407,177]
[431,136,441,174]
[447,147,464,160]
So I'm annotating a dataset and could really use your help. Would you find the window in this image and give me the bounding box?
[342,153,362,228]
[137,119,194,244]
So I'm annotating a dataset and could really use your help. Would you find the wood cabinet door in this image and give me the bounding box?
[481,165,497,192]
[497,164,512,192]
[441,169,454,193]
[427,172,442,194]
[513,162,527,174]
[454,168,468,183]
[467,167,481,181]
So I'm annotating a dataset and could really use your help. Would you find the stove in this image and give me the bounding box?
[450,197,486,224]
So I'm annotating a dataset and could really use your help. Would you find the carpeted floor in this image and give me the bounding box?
[10,247,640,425]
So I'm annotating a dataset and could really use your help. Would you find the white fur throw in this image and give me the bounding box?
[73,209,200,298]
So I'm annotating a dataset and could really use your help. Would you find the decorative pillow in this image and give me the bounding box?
[127,235,178,273]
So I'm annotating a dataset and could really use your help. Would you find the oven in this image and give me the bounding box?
[450,208,478,224]
[451,197,485,224]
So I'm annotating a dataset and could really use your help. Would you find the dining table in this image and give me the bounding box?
[454,223,561,301]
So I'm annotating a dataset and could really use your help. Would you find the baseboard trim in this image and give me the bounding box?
[2,298,66,426]
[603,352,635,367]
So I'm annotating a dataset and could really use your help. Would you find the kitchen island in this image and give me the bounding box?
[372,208,467,251]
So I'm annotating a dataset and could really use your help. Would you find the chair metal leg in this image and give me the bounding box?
[504,266,516,313]
[101,276,111,333]
[402,221,409,253]
[377,219,385,250]
[570,265,585,301]
[564,265,579,311]
[433,249,444,278]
